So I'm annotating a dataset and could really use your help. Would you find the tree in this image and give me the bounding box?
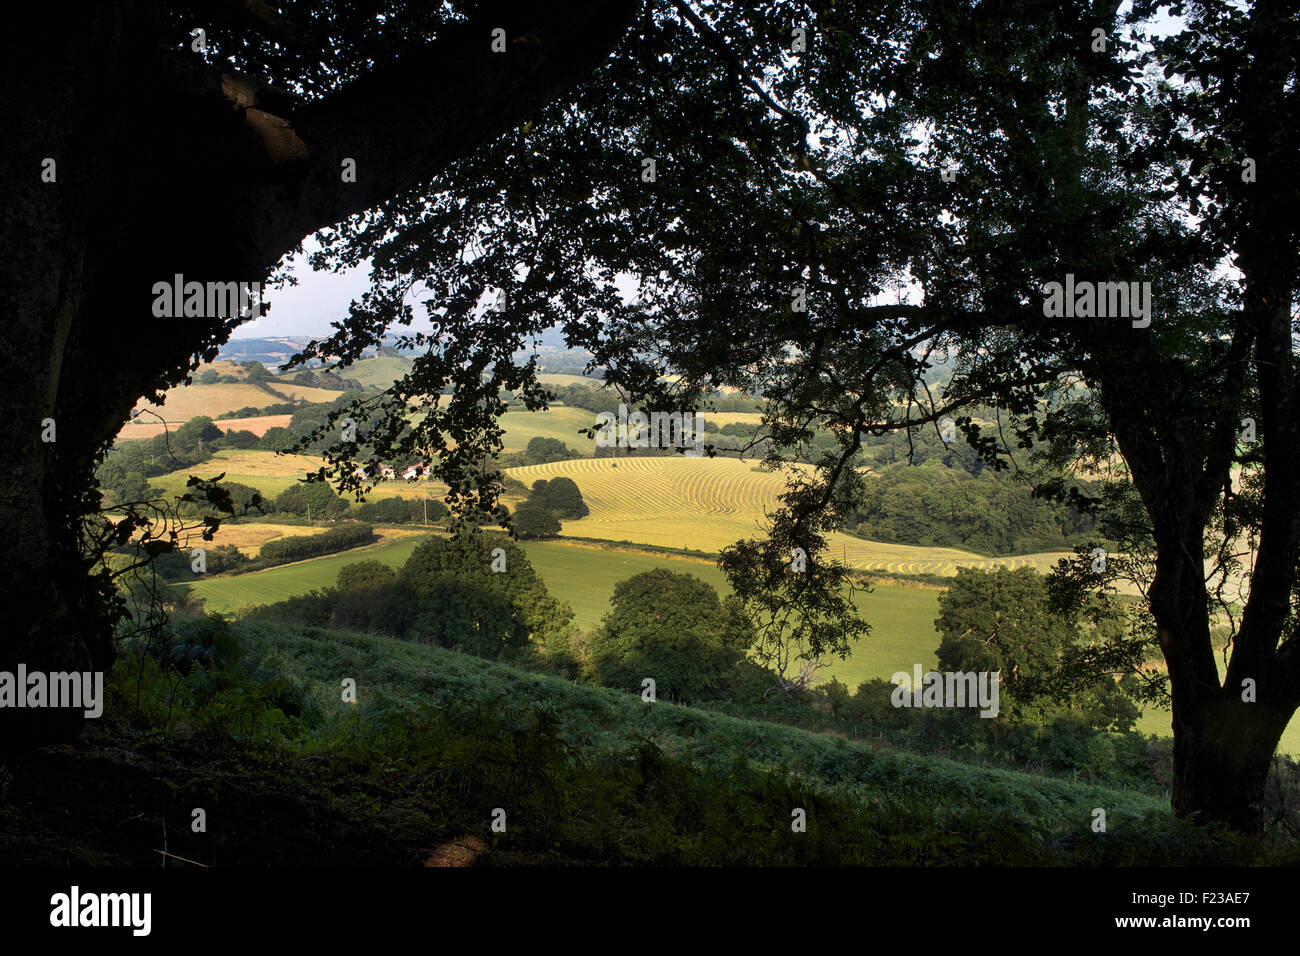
[336,560,397,592]
[356,496,413,525]
[529,476,587,518]
[721,473,870,698]
[512,499,562,539]
[590,570,754,704]
[399,534,573,649]
[934,567,1142,732]
[220,429,261,450]
[174,416,223,455]
[275,482,349,520]
[241,361,272,384]
[198,369,219,385]
[182,480,267,519]
[10,0,1297,836]
[259,427,297,452]
[525,436,574,464]
[1,0,638,748]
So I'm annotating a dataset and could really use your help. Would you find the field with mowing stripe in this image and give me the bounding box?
[505,456,1072,577]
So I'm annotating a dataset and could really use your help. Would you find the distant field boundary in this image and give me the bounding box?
[547,533,952,589]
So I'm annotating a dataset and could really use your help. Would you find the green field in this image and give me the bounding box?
[184,534,939,688]
[340,355,413,389]
[499,405,600,454]
[537,372,603,390]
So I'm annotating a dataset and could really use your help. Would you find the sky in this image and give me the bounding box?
[235,239,372,339]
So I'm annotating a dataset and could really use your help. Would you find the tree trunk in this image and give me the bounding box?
[1146,529,1297,834]
[1170,691,1291,833]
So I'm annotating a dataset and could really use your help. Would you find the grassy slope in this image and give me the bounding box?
[499,405,599,454]
[342,355,413,388]
[249,619,1170,840]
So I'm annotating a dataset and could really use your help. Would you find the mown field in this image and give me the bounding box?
[505,456,1071,576]
[146,446,1075,576]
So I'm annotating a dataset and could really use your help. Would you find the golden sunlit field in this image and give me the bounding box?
[504,456,1072,576]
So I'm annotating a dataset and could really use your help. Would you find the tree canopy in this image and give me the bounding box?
[6,0,1298,833]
